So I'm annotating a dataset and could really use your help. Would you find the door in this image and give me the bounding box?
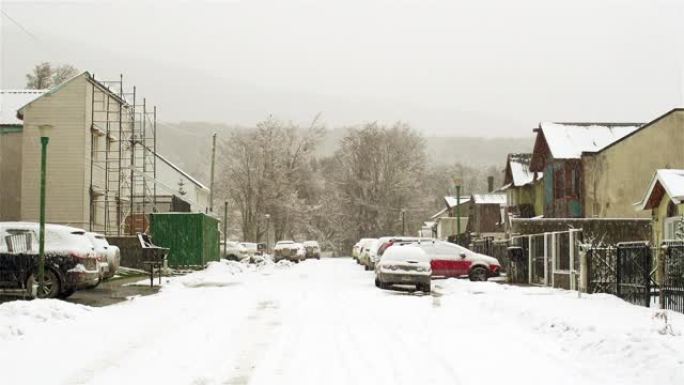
[433,243,472,277]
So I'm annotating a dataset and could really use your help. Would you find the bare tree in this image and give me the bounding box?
[51,64,79,85]
[25,62,79,89]
[216,116,325,242]
[26,62,53,89]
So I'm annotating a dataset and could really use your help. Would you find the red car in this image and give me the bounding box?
[412,241,501,281]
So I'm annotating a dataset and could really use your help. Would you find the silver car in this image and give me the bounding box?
[86,232,121,280]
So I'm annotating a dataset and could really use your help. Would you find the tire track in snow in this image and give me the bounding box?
[223,299,282,385]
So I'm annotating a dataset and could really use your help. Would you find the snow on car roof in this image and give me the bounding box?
[382,245,429,262]
[539,122,641,159]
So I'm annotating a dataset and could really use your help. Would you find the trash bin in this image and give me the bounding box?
[507,246,527,284]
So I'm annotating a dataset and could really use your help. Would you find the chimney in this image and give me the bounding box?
[487,176,494,193]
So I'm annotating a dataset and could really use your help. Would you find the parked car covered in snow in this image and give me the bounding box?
[222,241,249,261]
[303,240,321,259]
[412,240,501,281]
[374,245,431,293]
[352,238,375,261]
[86,232,120,280]
[0,222,100,298]
[358,238,380,270]
[274,240,305,262]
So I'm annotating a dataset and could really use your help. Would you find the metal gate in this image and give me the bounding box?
[662,241,684,313]
[616,242,654,307]
[587,246,617,295]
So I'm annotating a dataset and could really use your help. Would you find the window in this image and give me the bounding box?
[554,169,564,199]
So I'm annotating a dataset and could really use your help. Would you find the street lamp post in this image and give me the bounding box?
[37,124,53,297]
[264,214,271,253]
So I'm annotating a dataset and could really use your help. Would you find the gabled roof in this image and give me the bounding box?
[430,207,448,219]
[444,195,471,209]
[538,122,642,159]
[16,71,128,120]
[155,152,209,191]
[504,153,542,187]
[0,90,47,126]
[472,193,507,205]
[637,169,684,210]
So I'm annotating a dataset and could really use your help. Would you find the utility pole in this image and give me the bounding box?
[401,209,406,236]
[209,133,217,212]
[223,201,228,257]
[265,214,271,253]
[456,185,461,236]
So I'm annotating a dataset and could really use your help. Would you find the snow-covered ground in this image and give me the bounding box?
[0,258,683,385]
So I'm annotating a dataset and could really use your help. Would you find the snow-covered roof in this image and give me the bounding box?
[539,122,642,159]
[155,152,210,191]
[505,153,542,187]
[444,195,471,208]
[637,169,684,210]
[0,90,47,126]
[430,207,447,219]
[472,193,507,205]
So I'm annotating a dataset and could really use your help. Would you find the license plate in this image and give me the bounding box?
[400,276,413,282]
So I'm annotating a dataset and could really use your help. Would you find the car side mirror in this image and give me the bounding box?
[460,252,467,259]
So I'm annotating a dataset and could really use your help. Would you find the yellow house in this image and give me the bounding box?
[636,169,684,245]
[501,153,543,218]
[583,108,684,218]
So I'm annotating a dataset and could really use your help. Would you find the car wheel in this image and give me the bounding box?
[375,278,380,288]
[27,269,61,299]
[419,283,431,293]
[469,266,488,281]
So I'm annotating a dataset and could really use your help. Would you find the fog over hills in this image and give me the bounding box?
[157,122,533,185]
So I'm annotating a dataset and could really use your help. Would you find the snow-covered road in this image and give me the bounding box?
[1,258,683,385]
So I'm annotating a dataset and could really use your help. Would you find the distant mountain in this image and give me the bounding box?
[156,123,534,185]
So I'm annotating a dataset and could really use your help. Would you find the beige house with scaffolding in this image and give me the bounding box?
[13,71,160,235]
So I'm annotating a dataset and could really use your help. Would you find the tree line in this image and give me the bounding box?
[216,117,501,253]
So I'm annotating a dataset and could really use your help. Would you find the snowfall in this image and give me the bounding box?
[1,258,683,385]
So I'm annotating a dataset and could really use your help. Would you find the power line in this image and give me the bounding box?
[1,9,40,42]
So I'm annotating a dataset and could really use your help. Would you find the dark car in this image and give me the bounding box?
[0,222,100,299]
[0,251,98,298]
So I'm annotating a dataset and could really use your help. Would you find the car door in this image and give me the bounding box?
[434,243,473,277]
[421,244,449,276]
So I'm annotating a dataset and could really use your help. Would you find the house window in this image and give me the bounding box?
[554,169,564,199]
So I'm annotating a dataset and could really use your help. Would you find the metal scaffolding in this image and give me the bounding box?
[89,74,157,236]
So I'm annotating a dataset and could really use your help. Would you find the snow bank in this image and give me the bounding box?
[0,299,92,341]
[126,257,295,289]
[436,279,684,384]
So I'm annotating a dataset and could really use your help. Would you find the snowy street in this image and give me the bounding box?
[1,258,683,385]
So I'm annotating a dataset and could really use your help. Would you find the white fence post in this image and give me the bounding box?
[528,235,533,284]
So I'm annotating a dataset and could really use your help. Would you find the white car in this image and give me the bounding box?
[274,240,306,262]
[86,232,120,280]
[375,245,431,293]
[352,238,375,261]
[303,240,321,259]
[222,241,249,261]
[359,239,380,270]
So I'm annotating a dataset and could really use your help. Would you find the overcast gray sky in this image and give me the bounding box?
[2,0,683,136]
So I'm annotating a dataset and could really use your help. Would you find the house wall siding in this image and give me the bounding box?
[0,129,23,220]
[583,110,684,218]
[20,75,89,228]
